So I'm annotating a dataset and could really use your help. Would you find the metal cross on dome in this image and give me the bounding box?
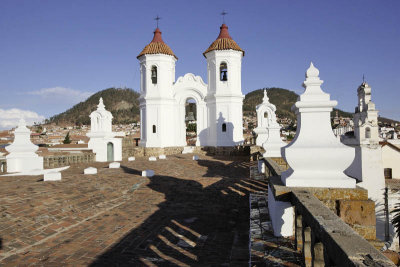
[221,10,228,23]
[154,15,161,28]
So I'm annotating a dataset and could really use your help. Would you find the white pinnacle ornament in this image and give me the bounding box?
[281,63,356,188]
[6,119,43,173]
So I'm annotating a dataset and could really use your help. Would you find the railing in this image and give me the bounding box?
[333,125,353,136]
[43,153,95,168]
[292,191,392,266]
[261,156,395,266]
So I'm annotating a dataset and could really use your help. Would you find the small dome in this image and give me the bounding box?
[306,62,319,78]
[137,28,177,59]
[203,24,244,57]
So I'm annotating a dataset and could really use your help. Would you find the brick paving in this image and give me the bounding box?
[0,154,265,266]
[249,166,302,267]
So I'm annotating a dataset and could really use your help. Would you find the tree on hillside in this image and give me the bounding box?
[63,132,71,144]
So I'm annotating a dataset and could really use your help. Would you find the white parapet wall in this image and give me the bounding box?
[267,185,294,237]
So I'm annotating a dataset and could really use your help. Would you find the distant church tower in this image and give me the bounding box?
[203,24,245,146]
[137,28,178,147]
[343,82,385,241]
[353,82,379,144]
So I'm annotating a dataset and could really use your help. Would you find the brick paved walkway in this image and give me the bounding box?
[0,154,265,266]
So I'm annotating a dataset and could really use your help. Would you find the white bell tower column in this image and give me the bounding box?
[138,28,178,148]
[204,24,244,146]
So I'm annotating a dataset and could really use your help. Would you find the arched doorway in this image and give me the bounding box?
[173,73,208,147]
[107,142,114,162]
[185,98,197,146]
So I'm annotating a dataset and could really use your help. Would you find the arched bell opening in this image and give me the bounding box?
[220,62,228,81]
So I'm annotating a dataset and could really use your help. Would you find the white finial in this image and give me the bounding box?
[98,97,105,110]
[18,118,26,128]
[306,62,319,78]
[263,89,269,103]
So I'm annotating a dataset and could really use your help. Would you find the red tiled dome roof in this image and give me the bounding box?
[137,28,177,59]
[203,24,244,57]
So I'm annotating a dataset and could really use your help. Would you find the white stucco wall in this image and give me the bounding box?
[88,137,122,162]
[382,145,400,179]
[139,48,244,148]
[205,50,244,147]
[268,185,294,237]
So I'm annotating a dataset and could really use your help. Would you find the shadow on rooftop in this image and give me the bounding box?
[89,157,265,266]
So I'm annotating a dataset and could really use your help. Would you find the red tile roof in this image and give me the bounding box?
[137,28,177,59]
[203,24,244,57]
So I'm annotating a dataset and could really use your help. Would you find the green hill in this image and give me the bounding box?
[244,88,353,120]
[244,88,299,120]
[48,88,140,125]
[50,87,400,126]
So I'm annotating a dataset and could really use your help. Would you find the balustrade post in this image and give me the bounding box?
[303,226,312,267]
[313,242,325,267]
[296,213,303,252]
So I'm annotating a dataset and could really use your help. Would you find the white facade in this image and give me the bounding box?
[268,185,294,237]
[382,143,400,179]
[138,25,244,148]
[5,119,43,173]
[204,50,244,146]
[281,63,356,188]
[87,98,122,162]
[254,90,286,157]
[342,82,386,241]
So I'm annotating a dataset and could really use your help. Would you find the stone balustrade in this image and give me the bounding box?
[261,155,395,266]
[43,153,95,168]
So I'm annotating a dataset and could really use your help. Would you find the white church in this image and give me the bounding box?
[137,24,245,148]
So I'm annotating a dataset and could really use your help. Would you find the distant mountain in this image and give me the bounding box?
[244,88,353,120]
[48,88,140,125]
[244,88,298,120]
[48,87,398,126]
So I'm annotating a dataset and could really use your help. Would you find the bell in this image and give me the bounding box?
[221,71,227,81]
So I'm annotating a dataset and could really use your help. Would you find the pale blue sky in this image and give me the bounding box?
[0,0,399,128]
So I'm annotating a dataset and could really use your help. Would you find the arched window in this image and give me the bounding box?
[365,127,371,139]
[264,112,268,118]
[220,62,228,81]
[222,123,227,132]
[151,66,157,84]
[153,125,156,133]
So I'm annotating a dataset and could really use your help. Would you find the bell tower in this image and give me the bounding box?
[137,27,178,147]
[203,24,245,146]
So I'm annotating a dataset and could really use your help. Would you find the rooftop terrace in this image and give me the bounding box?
[0,154,302,266]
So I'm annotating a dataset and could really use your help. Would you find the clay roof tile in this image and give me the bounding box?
[203,24,244,57]
[137,28,177,59]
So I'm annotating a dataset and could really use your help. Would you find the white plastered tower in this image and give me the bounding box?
[203,24,245,146]
[87,98,122,162]
[137,28,178,148]
[343,82,386,241]
[254,90,286,157]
